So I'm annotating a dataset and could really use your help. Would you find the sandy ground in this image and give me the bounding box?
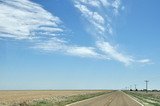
[0,90,106,105]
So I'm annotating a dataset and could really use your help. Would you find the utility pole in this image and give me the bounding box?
[130,85,132,91]
[134,84,137,91]
[145,80,149,93]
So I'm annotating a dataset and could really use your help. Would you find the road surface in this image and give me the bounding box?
[67,91,143,106]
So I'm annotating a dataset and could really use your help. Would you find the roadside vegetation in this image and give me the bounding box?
[27,91,112,106]
[124,91,160,106]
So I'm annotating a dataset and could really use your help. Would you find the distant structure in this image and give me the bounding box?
[145,80,149,93]
[134,84,138,91]
[130,85,133,91]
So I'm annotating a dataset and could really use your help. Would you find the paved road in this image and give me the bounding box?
[67,91,143,106]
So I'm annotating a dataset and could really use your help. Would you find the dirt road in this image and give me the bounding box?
[67,91,143,106]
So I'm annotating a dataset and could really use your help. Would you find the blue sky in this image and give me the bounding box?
[0,0,160,90]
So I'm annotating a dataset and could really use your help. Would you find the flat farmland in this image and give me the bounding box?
[125,91,160,106]
[0,90,110,106]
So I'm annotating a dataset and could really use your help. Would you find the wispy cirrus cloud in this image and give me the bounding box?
[97,41,134,65]
[0,0,63,39]
[74,0,123,40]
[0,0,151,65]
[0,0,101,58]
[74,2,105,35]
[73,0,132,65]
[33,38,108,59]
[73,0,151,65]
[137,59,152,64]
[66,46,99,58]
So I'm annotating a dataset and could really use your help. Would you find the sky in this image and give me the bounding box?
[0,0,160,90]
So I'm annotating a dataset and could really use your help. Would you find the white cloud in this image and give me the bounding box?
[74,0,123,35]
[99,0,110,7]
[77,0,101,7]
[73,0,151,65]
[66,46,99,57]
[0,0,63,39]
[112,0,121,15]
[33,38,108,59]
[0,0,151,66]
[97,41,134,65]
[33,38,66,52]
[73,0,138,65]
[138,59,151,64]
[77,0,110,7]
[0,0,105,59]
[75,2,105,35]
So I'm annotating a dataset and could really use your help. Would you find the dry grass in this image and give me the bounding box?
[125,91,160,106]
[0,90,109,106]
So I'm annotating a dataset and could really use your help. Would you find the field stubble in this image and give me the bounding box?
[0,90,110,106]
